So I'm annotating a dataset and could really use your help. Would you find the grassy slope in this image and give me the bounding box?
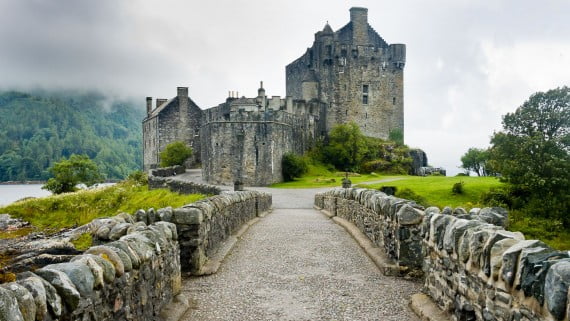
[365,176,503,208]
[0,181,205,234]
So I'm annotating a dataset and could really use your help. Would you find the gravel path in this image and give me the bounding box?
[179,186,421,321]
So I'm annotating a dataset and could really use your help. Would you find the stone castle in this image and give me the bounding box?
[143,7,406,186]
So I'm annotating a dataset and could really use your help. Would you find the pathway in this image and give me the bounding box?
[178,181,421,321]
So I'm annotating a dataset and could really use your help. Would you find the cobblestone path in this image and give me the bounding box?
[179,188,421,321]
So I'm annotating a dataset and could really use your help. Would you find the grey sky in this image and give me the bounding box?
[1,0,569,174]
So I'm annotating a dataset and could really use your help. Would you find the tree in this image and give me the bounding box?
[282,153,308,181]
[489,86,570,223]
[460,147,490,176]
[42,154,104,194]
[159,141,193,167]
[323,122,368,171]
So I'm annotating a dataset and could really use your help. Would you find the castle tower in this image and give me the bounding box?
[285,7,406,141]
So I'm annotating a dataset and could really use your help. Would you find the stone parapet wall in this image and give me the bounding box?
[0,216,180,321]
[150,165,186,177]
[125,191,272,273]
[315,188,570,321]
[315,188,425,270]
[148,176,222,196]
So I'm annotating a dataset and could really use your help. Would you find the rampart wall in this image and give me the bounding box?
[315,188,570,321]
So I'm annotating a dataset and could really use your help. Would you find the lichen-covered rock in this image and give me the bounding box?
[172,207,203,225]
[477,207,508,227]
[43,262,95,297]
[120,234,155,262]
[0,286,24,321]
[135,209,148,225]
[520,251,570,305]
[396,204,424,225]
[501,240,548,287]
[17,274,49,320]
[443,219,481,256]
[469,208,481,215]
[108,222,131,240]
[127,221,147,234]
[85,246,125,277]
[115,212,135,224]
[78,254,115,283]
[1,282,35,321]
[545,261,570,320]
[35,268,81,311]
[453,207,467,215]
[442,206,453,215]
[105,240,141,269]
[489,238,519,281]
[106,246,133,272]
[147,208,157,224]
[70,255,105,288]
[93,218,119,240]
[157,207,173,222]
[425,206,440,215]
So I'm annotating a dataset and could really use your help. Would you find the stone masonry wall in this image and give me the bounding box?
[0,216,180,321]
[148,176,222,196]
[150,165,186,177]
[129,191,272,273]
[315,188,570,321]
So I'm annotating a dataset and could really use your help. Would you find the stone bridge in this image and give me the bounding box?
[1,168,569,321]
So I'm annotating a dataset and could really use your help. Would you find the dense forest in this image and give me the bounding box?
[0,90,144,181]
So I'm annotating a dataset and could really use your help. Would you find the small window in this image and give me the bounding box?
[393,97,396,105]
[363,85,369,94]
[363,95,368,105]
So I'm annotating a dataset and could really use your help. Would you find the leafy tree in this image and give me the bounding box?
[323,122,368,171]
[160,141,193,167]
[282,153,308,181]
[43,154,104,194]
[489,86,570,224]
[460,147,491,176]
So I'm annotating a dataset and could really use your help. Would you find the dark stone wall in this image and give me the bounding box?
[1,218,180,321]
[315,188,570,321]
[148,176,222,196]
[286,8,405,140]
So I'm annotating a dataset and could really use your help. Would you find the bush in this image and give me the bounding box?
[43,154,104,194]
[160,141,192,167]
[452,181,465,195]
[126,170,148,186]
[395,188,430,207]
[282,153,308,181]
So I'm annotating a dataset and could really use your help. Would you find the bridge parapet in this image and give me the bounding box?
[315,188,570,321]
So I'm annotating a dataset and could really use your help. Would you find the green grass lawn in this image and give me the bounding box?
[365,176,504,209]
[0,180,205,236]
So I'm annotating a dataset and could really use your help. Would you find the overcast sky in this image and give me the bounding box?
[1,0,569,174]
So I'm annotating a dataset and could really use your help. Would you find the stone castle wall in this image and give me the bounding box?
[285,8,405,140]
[201,106,320,186]
[315,188,570,321]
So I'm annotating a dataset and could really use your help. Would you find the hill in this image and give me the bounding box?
[0,90,144,181]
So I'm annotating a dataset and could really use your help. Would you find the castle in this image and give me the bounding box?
[143,7,406,186]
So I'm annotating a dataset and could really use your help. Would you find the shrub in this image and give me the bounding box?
[160,141,192,167]
[282,153,308,181]
[395,188,430,207]
[452,181,465,195]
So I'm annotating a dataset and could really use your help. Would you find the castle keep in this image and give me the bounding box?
[143,7,406,186]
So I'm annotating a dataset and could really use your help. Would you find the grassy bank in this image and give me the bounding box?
[0,180,205,236]
[365,176,504,209]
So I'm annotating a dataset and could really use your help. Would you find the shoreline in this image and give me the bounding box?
[0,179,120,186]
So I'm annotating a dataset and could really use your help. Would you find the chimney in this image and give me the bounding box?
[177,87,188,98]
[156,98,167,108]
[146,97,152,115]
[350,7,369,45]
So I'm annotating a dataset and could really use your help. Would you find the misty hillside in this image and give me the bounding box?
[0,90,144,181]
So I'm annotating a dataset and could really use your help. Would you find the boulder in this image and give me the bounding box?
[545,261,570,320]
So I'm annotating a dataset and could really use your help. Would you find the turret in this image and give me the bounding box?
[350,7,369,45]
[389,44,406,69]
[146,97,152,116]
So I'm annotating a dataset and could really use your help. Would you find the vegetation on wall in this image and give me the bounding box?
[0,90,144,181]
